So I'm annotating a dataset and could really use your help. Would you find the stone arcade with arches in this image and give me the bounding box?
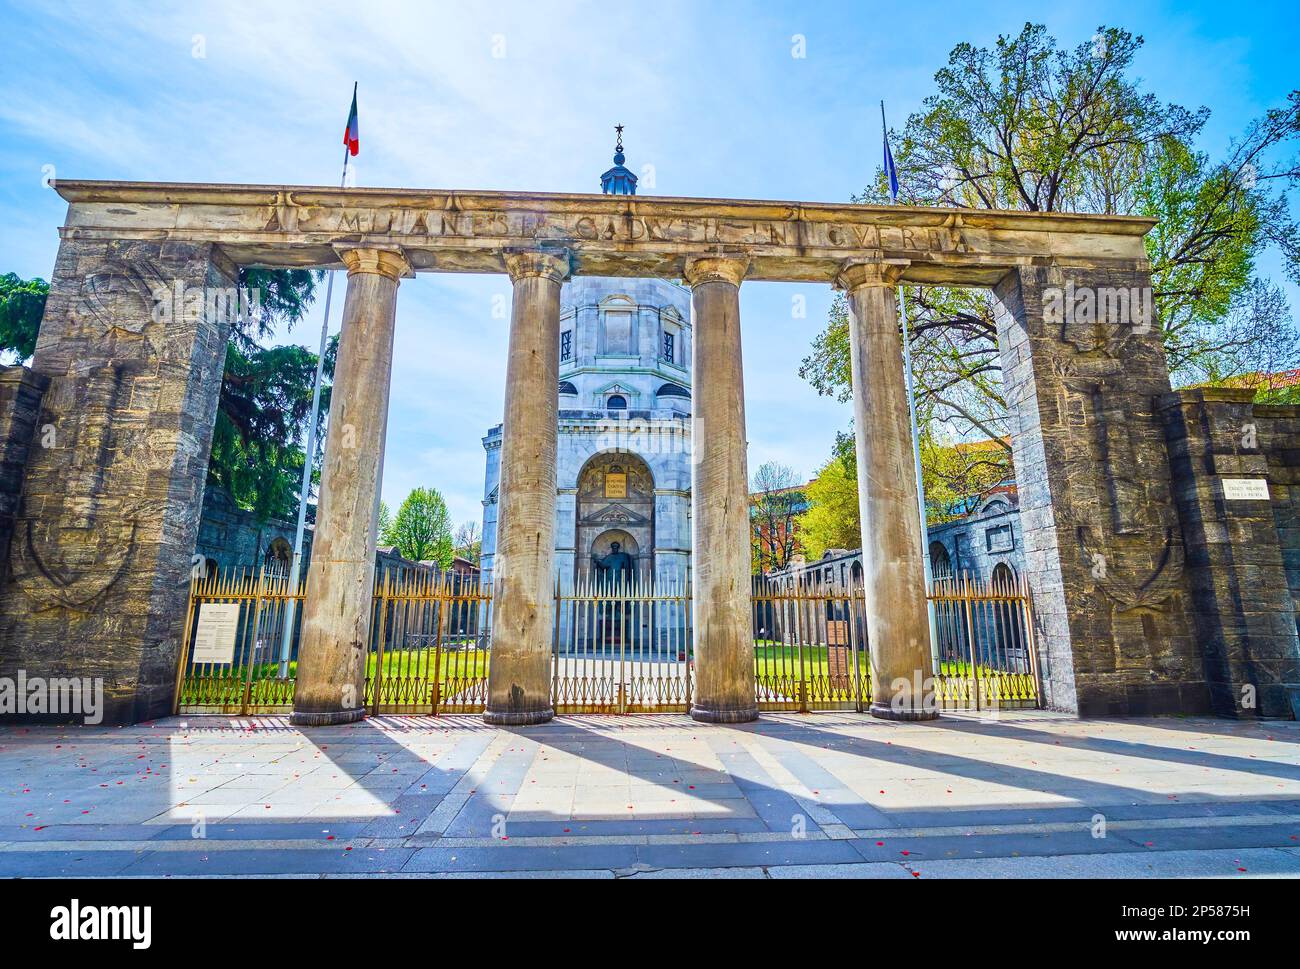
[1,170,1297,726]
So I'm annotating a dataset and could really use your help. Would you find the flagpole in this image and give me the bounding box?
[881,101,940,671]
[278,123,354,675]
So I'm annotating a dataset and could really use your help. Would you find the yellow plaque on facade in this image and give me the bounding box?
[605,472,627,498]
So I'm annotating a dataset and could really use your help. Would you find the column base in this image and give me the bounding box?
[869,702,939,722]
[483,706,555,727]
[289,707,368,727]
[690,703,759,724]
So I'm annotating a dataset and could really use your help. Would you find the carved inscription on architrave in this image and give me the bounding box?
[291,205,973,254]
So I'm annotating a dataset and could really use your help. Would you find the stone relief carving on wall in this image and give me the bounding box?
[1039,278,1185,612]
[1076,524,1185,613]
[72,255,170,342]
[10,515,137,612]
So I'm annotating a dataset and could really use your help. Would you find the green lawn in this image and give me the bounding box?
[752,641,1023,677]
[185,646,489,687]
[182,640,1030,708]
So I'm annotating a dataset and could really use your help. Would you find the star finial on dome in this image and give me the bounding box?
[601,124,638,195]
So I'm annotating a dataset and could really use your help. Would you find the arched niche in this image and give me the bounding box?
[929,541,953,581]
[575,451,654,582]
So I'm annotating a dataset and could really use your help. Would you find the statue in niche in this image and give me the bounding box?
[592,541,635,587]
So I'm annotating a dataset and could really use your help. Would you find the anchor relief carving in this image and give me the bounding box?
[1043,276,1185,613]
[8,361,158,613]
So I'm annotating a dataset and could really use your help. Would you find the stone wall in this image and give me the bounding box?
[927,493,1024,584]
[1160,389,1300,718]
[194,485,305,577]
[0,367,49,587]
[1254,403,1300,627]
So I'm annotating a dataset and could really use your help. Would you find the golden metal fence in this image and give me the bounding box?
[930,573,1040,710]
[174,569,301,715]
[754,574,1040,712]
[551,577,692,713]
[175,568,491,716]
[752,579,869,712]
[176,568,1039,716]
[367,572,492,714]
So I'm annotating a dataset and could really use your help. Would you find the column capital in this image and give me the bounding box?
[834,259,909,292]
[336,247,414,280]
[683,256,749,288]
[504,248,571,284]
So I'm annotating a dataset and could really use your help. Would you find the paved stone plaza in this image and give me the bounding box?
[2,711,1299,879]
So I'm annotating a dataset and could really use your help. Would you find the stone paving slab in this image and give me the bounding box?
[2,711,1299,878]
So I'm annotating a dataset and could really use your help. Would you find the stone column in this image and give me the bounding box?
[484,249,570,726]
[290,248,411,727]
[684,256,757,724]
[837,262,937,721]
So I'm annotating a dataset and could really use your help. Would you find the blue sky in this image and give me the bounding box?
[1,0,1296,528]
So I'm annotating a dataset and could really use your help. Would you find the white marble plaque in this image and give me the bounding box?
[192,603,241,664]
[1221,478,1270,501]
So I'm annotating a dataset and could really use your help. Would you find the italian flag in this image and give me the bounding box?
[343,83,359,157]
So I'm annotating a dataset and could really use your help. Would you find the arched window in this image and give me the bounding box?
[929,542,953,581]
[990,562,1025,662]
[607,394,627,410]
[991,562,1016,588]
[655,382,690,399]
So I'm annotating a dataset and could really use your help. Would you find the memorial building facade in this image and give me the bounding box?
[480,136,692,592]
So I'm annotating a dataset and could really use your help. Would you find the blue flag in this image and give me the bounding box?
[881,102,899,201]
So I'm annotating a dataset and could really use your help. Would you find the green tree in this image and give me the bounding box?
[383,487,454,567]
[208,335,336,521]
[800,24,1300,491]
[798,436,861,560]
[798,428,1013,556]
[377,500,393,542]
[209,267,327,520]
[0,273,48,363]
[749,461,805,574]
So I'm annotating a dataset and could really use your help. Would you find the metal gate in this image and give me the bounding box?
[930,573,1040,710]
[367,572,492,714]
[752,574,1041,712]
[175,569,491,716]
[551,577,692,713]
[176,569,1039,716]
[752,579,871,712]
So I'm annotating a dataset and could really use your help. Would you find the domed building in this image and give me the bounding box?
[480,132,692,594]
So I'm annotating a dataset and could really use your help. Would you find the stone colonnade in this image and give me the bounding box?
[286,243,935,726]
[13,180,1267,725]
